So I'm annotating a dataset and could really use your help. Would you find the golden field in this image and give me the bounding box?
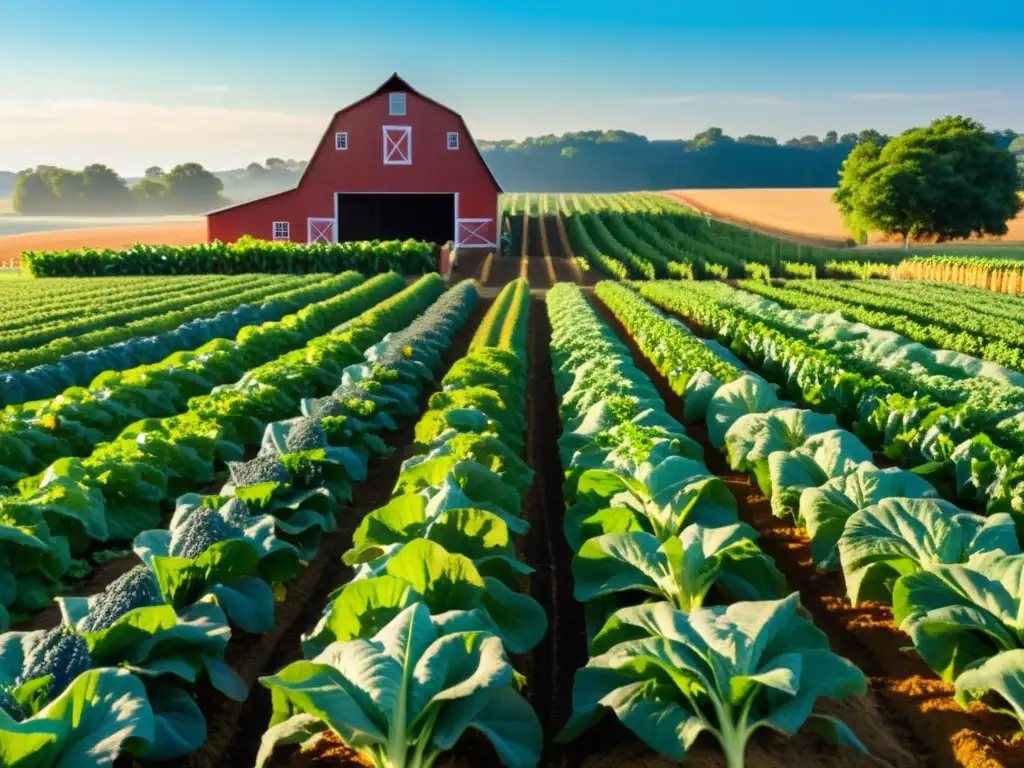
[664,189,1024,247]
[0,220,207,268]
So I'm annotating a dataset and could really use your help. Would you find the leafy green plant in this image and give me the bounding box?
[259,602,543,768]
[556,594,868,768]
[839,499,1019,605]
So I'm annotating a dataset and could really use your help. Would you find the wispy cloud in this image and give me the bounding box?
[843,90,1003,102]
[191,84,228,94]
[621,93,797,106]
[0,98,323,172]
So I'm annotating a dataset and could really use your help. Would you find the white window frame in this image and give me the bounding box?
[272,221,290,240]
[335,131,348,150]
[447,131,459,150]
[388,92,406,116]
[382,125,413,166]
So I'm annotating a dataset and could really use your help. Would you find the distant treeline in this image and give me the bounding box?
[478,127,1022,191]
[2,127,1019,214]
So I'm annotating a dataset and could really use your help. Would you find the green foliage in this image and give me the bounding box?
[21,236,436,278]
[833,116,1024,246]
[11,162,225,215]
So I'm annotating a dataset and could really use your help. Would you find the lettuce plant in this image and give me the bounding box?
[800,465,940,570]
[133,494,300,633]
[706,374,787,449]
[303,539,545,658]
[258,602,542,768]
[344,494,529,588]
[556,594,868,768]
[723,407,839,488]
[564,456,738,551]
[0,667,155,766]
[766,429,873,519]
[893,552,1024,681]
[839,499,1019,605]
[572,524,786,639]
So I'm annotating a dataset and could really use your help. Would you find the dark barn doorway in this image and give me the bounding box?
[336,193,455,245]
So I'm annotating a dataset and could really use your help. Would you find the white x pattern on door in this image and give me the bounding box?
[456,218,494,247]
[307,217,335,244]
[382,126,412,165]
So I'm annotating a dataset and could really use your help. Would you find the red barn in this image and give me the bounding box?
[207,73,502,249]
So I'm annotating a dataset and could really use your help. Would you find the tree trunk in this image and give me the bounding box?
[903,232,910,250]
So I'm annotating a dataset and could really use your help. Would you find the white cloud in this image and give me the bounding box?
[621,93,796,106]
[0,98,324,174]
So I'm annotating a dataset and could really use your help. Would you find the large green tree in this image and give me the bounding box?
[833,116,1023,247]
[162,162,225,212]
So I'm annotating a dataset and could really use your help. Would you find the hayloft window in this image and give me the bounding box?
[335,132,348,150]
[447,131,459,150]
[389,92,406,116]
[272,221,290,240]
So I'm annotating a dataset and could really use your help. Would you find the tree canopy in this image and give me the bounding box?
[833,116,1023,246]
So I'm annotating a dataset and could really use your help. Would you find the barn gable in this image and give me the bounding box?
[207,74,502,249]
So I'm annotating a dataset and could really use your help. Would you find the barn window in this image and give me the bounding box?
[447,131,459,150]
[389,92,406,116]
[335,132,348,150]
[272,221,290,240]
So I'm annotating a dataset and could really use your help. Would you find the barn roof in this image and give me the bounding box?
[207,72,502,216]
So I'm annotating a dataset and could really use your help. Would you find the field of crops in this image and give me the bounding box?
[499,193,899,285]
[3,202,1024,768]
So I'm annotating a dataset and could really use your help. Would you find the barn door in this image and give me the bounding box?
[382,126,412,165]
[456,218,496,247]
[307,217,335,245]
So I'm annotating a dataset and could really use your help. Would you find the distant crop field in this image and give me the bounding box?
[0,220,207,267]
[0,198,12,214]
[666,188,1024,246]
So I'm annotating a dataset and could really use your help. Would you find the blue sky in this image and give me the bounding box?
[1,0,1022,175]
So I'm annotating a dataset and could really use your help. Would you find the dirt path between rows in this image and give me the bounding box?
[169,296,494,768]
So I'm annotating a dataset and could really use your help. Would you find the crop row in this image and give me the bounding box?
[636,280,1024,510]
[0,273,377,482]
[545,282,867,767]
[256,279,547,767]
[742,277,1024,372]
[597,280,1024,745]
[0,273,307,355]
[20,236,437,277]
[0,273,365,408]
[0,277,485,765]
[0,275,345,376]
[0,274,237,333]
[0,274,446,624]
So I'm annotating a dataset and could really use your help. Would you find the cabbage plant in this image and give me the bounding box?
[723,407,838,488]
[258,603,542,768]
[556,594,868,768]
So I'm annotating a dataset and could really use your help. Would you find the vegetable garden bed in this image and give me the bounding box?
[3,272,1024,768]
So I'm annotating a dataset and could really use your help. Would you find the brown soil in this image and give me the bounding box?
[584,291,1022,768]
[0,220,207,266]
[544,216,567,259]
[447,247,491,283]
[486,253,525,287]
[168,296,494,768]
